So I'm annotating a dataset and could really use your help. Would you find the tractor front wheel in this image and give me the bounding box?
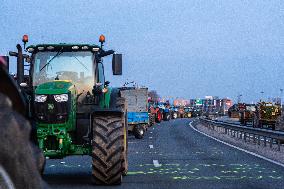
[92,115,126,185]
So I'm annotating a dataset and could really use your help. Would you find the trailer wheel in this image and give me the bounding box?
[92,115,125,185]
[133,125,144,139]
[163,113,170,121]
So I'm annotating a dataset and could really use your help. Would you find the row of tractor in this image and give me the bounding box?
[0,35,204,187]
[228,102,284,131]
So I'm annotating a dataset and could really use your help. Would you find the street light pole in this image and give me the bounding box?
[260,91,264,102]
[280,89,283,105]
[237,94,242,103]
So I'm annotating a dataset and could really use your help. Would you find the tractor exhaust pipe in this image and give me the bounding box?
[16,44,24,86]
[9,44,25,86]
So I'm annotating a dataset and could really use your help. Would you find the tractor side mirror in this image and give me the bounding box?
[112,54,122,75]
[0,56,9,72]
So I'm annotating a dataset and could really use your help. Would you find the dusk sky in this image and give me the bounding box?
[1,0,283,103]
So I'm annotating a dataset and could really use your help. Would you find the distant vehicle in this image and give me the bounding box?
[148,100,163,124]
[252,102,281,130]
[239,103,256,125]
[178,107,185,118]
[161,103,171,121]
[183,107,193,118]
[192,107,202,117]
[171,106,179,119]
[228,104,240,118]
[120,87,149,139]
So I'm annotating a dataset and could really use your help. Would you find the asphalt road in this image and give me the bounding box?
[44,119,284,189]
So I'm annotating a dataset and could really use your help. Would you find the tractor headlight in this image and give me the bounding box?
[54,94,68,102]
[35,95,47,102]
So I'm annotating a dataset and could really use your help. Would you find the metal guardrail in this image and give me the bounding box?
[199,118,284,151]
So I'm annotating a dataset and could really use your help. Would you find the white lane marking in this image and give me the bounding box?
[60,161,66,164]
[0,165,15,189]
[189,122,284,168]
[149,145,154,149]
[149,137,153,139]
[153,160,161,167]
[150,131,153,134]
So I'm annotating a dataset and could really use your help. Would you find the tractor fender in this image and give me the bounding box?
[92,87,126,114]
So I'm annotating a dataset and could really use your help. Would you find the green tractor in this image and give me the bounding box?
[7,35,128,185]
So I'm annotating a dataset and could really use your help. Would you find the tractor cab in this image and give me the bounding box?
[30,44,102,105]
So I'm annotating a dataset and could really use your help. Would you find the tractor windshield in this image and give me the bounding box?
[33,51,95,93]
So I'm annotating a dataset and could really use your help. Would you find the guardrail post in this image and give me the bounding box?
[225,128,227,134]
[270,138,273,148]
[277,140,281,151]
[248,134,251,142]
[253,134,256,143]
[257,135,260,145]
[264,136,266,147]
[244,133,246,142]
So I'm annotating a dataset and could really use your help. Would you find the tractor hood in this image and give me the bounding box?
[35,80,74,95]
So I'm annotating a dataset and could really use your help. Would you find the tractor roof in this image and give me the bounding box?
[26,43,101,53]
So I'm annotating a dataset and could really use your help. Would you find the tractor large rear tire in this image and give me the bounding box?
[0,93,44,189]
[133,125,144,139]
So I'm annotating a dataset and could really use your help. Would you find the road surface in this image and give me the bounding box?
[44,119,284,189]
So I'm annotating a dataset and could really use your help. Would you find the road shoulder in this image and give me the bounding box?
[190,120,284,166]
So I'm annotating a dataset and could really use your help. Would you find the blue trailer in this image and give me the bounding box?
[120,87,149,139]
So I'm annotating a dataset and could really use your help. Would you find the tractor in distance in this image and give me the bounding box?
[7,35,128,185]
[162,101,171,121]
[183,106,193,118]
[252,101,281,130]
[238,103,256,126]
[148,98,163,124]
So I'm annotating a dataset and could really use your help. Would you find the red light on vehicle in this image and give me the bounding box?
[22,35,29,43]
[99,35,105,43]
